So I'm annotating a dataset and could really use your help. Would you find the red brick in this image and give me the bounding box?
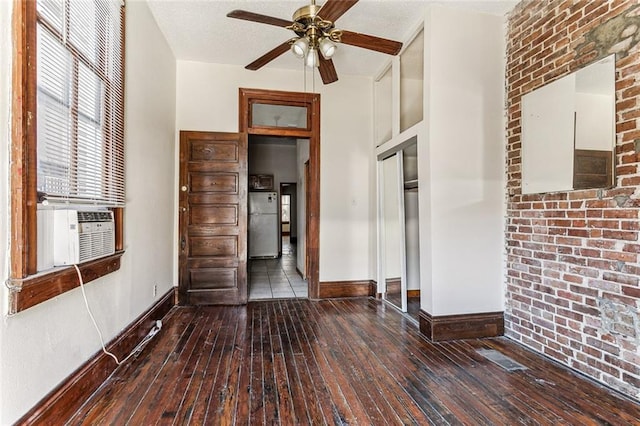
[622,243,640,253]
[570,284,598,297]
[622,286,640,298]
[602,209,639,219]
[602,272,639,286]
[587,220,620,229]
[602,230,638,241]
[602,250,637,262]
[506,0,640,400]
[621,221,640,231]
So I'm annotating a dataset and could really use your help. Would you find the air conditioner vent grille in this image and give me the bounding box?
[78,211,113,223]
[78,222,115,263]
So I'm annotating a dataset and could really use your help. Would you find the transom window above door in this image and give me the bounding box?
[250,102,309,130]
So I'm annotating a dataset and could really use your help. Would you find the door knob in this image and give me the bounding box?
[181,185,188,192]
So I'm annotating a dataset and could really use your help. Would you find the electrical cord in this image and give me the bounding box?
[73,264,162,366]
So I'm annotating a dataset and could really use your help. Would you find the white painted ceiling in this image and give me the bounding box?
[146,0,517,79]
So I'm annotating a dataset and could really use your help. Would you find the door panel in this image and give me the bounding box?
[190,139,239,162]
[190,206,238,225]
[191,173,238,193]
[179,131,247,305]
[189,269,237,289]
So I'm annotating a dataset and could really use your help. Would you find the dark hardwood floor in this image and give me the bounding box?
[68,298,640,425]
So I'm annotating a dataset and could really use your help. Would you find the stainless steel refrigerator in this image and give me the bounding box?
[249,192,278,258]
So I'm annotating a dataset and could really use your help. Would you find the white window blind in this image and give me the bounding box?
[36,0,124,206]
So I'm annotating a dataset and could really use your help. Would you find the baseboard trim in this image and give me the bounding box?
[419,309,504,341]
[17,288,176,425]
[318,280,376,298]
[370,281,379,298]
[296,267,305,279]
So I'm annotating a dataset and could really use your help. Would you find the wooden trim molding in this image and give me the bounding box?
[7,252,125,314]
[407,289,420,298]
[368,280,382,298]
[419,310,504,341]
[318,280,376,299]
[15,288,176,425]
[11,0,38,278]
[239,88,321,300]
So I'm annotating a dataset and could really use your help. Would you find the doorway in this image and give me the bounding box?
[240,87,320,299]
[280,182,297,243]
[246,135,308,300]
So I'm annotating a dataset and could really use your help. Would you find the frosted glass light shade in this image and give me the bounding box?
[318,37,336,59]
[305,48,319,68]
[291,37,309,58]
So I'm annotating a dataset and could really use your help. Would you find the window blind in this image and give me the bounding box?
[36,0,124,206]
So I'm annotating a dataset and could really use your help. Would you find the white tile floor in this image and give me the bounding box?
[248,237,308,300]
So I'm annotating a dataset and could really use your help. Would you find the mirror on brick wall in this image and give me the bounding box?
[521,54,616,194]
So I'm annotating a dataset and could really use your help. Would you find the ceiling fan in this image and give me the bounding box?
[227,0,403,84]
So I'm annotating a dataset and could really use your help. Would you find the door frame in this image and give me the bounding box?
[304,160,311,282]
[279,182,296,239]
[240,88,320,299]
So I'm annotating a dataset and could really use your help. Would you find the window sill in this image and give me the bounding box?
[6,251,125,315]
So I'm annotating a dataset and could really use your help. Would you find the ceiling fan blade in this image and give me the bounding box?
[227,10,292,28]
[318,57,339,84]
[340,30,403,55]
[318,0,359,22]
[246,41,291,71]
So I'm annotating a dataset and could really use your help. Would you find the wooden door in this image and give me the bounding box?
[179,131,248,305]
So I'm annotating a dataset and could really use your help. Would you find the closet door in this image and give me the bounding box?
[380,153,407,312]
[402,142,420,319]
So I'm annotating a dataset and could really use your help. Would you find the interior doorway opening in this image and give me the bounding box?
[247,135,309,300]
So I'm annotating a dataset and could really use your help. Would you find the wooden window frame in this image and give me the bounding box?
[7,0,125,315]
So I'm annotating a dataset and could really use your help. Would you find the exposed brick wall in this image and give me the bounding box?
[506,0,640,399]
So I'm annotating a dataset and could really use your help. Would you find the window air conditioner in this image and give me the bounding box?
[47,210,116,266]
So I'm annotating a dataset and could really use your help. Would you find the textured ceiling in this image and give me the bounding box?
[147,0,517,78]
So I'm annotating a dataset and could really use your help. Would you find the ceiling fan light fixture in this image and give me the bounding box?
[291,37,309,58]
[318,37,337,59]
[305,48,320,68]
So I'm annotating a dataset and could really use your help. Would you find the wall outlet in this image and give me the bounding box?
[153,284,157,297]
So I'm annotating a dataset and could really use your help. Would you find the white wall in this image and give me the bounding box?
[248,139,298,191]
[0,2,177,423]
[175,61,374,282]
[0,0,12,417]
[425,5,505,316]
